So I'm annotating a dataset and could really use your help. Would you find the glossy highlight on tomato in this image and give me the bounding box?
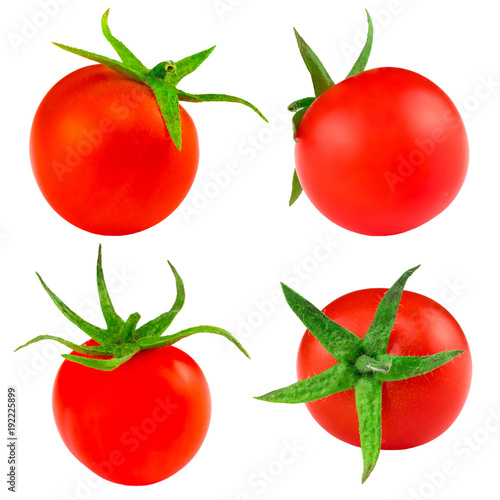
[30,65,199,236]
[296,288,472,449]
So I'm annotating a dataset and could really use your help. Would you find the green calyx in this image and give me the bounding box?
[53,9,267,151]
[288,9,374,206]
[255,266,464,483]
[15,246,249,371]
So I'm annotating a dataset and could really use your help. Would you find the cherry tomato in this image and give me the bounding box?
[52,342,210,486]
[30,65,199,235]
[295,67,469,235]
[296,288,472,449]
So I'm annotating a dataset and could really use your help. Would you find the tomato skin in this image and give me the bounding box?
[52,343,211,486]
[295,67,468,236]
[30,65,199,236]
[296,289,472,450]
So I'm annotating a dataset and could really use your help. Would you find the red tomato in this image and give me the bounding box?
[296,288,472,449]
[30,65,199,236]
[53,342,210,486]
[295,67,469,236]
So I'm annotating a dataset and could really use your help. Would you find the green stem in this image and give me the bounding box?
[149,60,177,81]
[355,355,392,374]
[121,313,141,343]
[16,246,250,371]
[52,10,266,151]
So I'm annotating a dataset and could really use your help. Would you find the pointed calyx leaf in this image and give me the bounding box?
[291,107,307,143]
[374,351,464,382]
[355,377,382,483]
[137,325,250,359]
[257,266,467,483]
[14,335,115,357]
[150,85,182,150]
[53,10,266,151]
[135,261,185,339]
[52,42,145,83]
[345,10,374,78]
[16,247,249,371]
[62,343,140,371]
[293,28,334,98]
[177,90,268,122]
[289,169,303,206]
[36,272,109,345]
[101,8,148,77]
[281,282,361,363]
[287,11,374,204]
[174,46,216,82]
[97,244,124,338]
[256,362,356,404]
[361,265,420,356]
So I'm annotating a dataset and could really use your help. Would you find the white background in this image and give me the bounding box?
[2,0,499,498]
